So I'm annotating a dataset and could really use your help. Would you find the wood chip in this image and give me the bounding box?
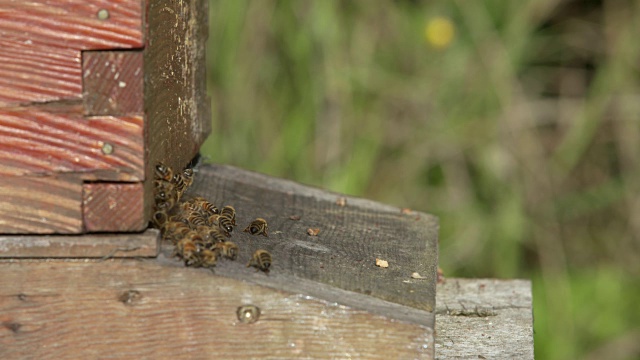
[306,228,320,236]
[336,197,347,207]
[289,215,301,221]
[411,272,426,279]
[375,258,389,268]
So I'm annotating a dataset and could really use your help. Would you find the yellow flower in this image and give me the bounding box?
[424,16,455,49]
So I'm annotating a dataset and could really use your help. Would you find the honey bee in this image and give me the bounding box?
[185,211,208,229]
[172,173,185,193]
[192,197,219,216]
[218,215,234,237]
[215,241,238,260]
[197,249,218,269]
[196,225,227,244]
[220,206,236,225]
[154,162,174,182]
[182,168,194,188]
[177,200,201,215]
[151,210,168,229]
[163,221,192,243]
[175,237,200,266]
[206,214,220,227]
[153,180,178,210]
[247,249,272,273]
[243,218,268,237]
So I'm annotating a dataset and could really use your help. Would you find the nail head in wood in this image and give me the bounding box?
[97,9,110,21]
[236,305,260,324]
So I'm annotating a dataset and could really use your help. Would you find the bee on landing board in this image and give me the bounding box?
[196,226,227,245]
[174,237,200,267]
[163,221,192,244]
[192,197,219,216]
[184,211,208,229]
[220,206,236,226]
[243,218,268,237]
[215,241,238,260]
[196,249,219,269]
[247,249,272,273]
[218,217,233,237]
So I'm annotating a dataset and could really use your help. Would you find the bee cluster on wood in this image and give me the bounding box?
[151,162,272,273]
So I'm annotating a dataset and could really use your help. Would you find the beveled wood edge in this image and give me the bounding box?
[0,229,159,258]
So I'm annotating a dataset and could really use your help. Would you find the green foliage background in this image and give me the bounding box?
[202,1,640,358]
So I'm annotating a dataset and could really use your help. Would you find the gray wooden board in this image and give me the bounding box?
[186,164,439,316]
[0,229,159,258]
[435,278,534,359]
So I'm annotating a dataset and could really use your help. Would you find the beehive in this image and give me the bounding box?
[0,0,210,238]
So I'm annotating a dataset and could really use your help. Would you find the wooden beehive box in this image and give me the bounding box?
[0,1,443,358]
[0,0,210,239]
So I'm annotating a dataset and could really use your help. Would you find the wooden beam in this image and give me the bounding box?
[186,164,439,314]
[0,229,159,258]
[0,258,434,359]
[435,278,534,359]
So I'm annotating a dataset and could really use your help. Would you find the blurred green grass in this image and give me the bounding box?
[202,1,640,358]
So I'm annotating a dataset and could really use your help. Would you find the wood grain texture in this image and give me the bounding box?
[145,0,211,174]
[0,0,144,106]
[186,164,439,314]
[82,50,144,116]
[0,259,434,359]
[0,175,82,234]
[435,278,534,359]
[0,229,159,258]
[83,182,146,232]
[143,0,211,232]
[0,104,144,180]
[0,44,82,106]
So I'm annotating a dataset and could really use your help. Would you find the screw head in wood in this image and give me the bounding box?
[101,142,114,155]
[236,305,260,324]
[97,9,110,20]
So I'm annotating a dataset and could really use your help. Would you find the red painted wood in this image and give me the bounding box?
[0,0,144,106]
[0,44,82,106]
[0,0,144,50]
[83,51,144,116]
[0,175,83,234]
[0,105,144,180]
[83,182,146,232]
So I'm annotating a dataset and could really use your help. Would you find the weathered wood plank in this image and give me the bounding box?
[0,104,144,180]
[186,164,439,315]
[435,278,534,360]
[82,50,144,116]
[0,0,144,106]
[83,182,146,232]
[0,229,158,258]
[0,175,82,234]
[145,0,211,175]
[0,259,434,359]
